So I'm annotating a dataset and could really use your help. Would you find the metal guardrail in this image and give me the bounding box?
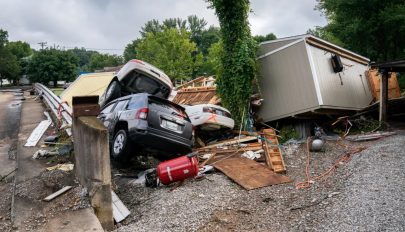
[34,83,73,136]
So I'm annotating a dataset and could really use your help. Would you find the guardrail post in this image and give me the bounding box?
[72,96,114,230]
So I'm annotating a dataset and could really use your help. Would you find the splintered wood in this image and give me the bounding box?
[261,129,286,173]
[213,157,292,190]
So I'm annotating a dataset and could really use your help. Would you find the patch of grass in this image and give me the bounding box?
[51,88,64,96]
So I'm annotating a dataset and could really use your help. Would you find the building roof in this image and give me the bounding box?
[258,34,370,65]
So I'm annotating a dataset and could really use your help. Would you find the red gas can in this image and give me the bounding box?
[157,155,199,185]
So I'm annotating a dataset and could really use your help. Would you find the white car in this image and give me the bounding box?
[184,104,235,131]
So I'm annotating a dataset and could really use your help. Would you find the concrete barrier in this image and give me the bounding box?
[72,96,114,230]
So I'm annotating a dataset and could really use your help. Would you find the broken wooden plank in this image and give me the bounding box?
[200,136,258,149]
[230,130,259,136]
[43,186,73,201]
[111,190,130,223]
[196,144,263,153]
[213,157,292,190]
[345,131,396,142]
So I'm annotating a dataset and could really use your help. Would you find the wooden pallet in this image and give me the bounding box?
[261,129,286,173]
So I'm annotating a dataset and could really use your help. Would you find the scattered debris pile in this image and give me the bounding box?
[195,129,291,190]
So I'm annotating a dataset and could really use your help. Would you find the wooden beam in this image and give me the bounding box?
[200,136,258,149]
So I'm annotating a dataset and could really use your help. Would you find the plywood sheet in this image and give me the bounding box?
[213,157,292,190]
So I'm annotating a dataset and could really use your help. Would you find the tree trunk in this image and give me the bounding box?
[53,80,57,88]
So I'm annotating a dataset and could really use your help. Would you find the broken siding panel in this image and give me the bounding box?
[257,38,302,57]
[257,41,319,122]
[309,45,373,109]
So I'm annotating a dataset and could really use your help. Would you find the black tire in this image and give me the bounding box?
[111,129,130,163]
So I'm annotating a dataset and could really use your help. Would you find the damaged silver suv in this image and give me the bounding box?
[98,93,193,162]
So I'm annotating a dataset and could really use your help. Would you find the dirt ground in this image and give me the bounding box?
[113,129,405,232]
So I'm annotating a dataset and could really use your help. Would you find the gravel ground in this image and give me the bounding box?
[309,131,405,232]
[114,130,405,232]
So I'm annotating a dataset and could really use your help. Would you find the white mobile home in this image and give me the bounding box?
[257,34,373,122]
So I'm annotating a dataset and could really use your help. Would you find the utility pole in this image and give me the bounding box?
[38,41,47,50]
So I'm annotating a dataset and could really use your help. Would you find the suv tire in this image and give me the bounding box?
[111,129,130,162]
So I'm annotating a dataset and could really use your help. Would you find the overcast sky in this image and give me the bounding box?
[0,0,327,55]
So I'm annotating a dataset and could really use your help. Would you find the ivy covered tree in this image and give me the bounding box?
[27,48,79,87]
[136,28,203,82]
[207,0,258,124]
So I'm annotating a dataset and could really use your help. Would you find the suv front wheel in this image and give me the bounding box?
[111,129,130,162]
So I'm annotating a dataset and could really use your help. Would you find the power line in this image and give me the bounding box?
[38,41,47,49]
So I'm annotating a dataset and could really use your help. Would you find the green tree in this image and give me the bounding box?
[199,26,221,56]
[68,47,98,72]
[6,41,32,81]
[88,53,123,72]
[162,18,187,30]
[140,19,162,37]
[316,0,405,61]
[200,40,223,76]
[306,26,342,46]
[123,39,141,62]
[130,16,220,77]
[253,33,277,43]
[27,49,79,87]
[6,41,32,59]
[136,28,203,81]
[207,0,258,124]
[0,29,21,85]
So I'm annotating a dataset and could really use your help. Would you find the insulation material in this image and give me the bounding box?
[24,112,52,147]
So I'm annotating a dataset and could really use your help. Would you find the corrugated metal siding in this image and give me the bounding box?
[258,38,301,56]
[309,45,373,109]
[257,41,319,122]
